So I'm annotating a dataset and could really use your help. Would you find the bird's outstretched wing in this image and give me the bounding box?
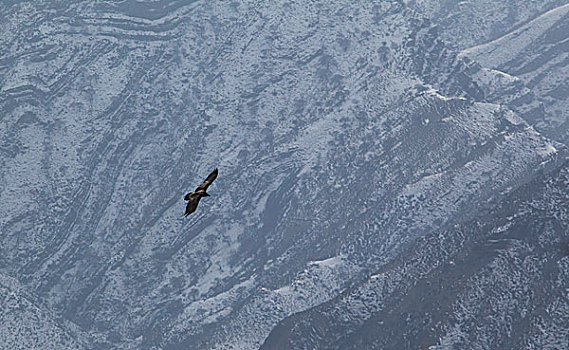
[184,195,202,216]
[195,168,218,192]
[183,168,218,217]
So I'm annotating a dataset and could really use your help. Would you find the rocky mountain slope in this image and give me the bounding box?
[0,273,84,350]
[461,3,569,146]
[1,0,568,349]
[407,1,569,144]
[262,160,569,349]
[407,0,567,50]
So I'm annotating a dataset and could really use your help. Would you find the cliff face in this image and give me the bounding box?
[1,1,568,349]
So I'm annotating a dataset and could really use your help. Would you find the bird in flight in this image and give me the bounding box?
[184,168,218,217]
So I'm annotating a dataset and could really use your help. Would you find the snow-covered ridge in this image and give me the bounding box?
[455,1,569,145]
[407,0,567,50]
[460,3,569,68]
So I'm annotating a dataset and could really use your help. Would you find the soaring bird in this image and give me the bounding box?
[184,168,218,217]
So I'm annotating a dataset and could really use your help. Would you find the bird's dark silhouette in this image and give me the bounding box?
[184,168,218,217]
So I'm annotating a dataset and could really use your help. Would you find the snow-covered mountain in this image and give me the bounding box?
[1,1,568,349]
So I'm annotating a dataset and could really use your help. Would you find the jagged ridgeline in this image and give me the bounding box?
[1,1,568,349]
